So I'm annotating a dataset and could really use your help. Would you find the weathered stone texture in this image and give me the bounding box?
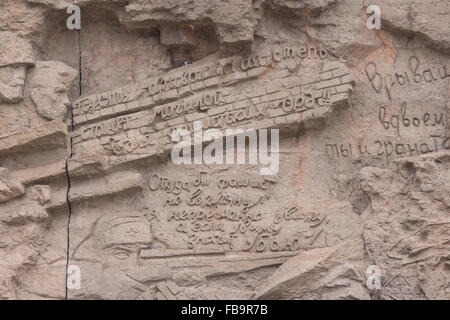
[0,0,448,300]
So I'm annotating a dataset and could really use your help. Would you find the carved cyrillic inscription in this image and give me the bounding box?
[72,47,330,125]
[142,165,328,255]
[365,56,449,101]
[72,54,355,167]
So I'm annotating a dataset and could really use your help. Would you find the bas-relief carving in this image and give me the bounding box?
[0,0,449,300]
[65,50,358,297]
[0,32,35,104]
[0,65,29,104]
[45,44,450,300]
[0,62,77,139]
[69,49,355,168]
[28,61,78,121]
[67,156,363,299]
[0,28,78,298]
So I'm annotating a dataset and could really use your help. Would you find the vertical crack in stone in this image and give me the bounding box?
[64,149,72,300]
[65,29,82,300]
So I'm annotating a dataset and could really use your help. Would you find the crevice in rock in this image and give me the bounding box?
[65,29,82,300]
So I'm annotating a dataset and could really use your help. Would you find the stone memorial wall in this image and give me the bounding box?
[0,0,448,300]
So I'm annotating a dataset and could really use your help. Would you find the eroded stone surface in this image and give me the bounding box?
[0,0,448,300]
